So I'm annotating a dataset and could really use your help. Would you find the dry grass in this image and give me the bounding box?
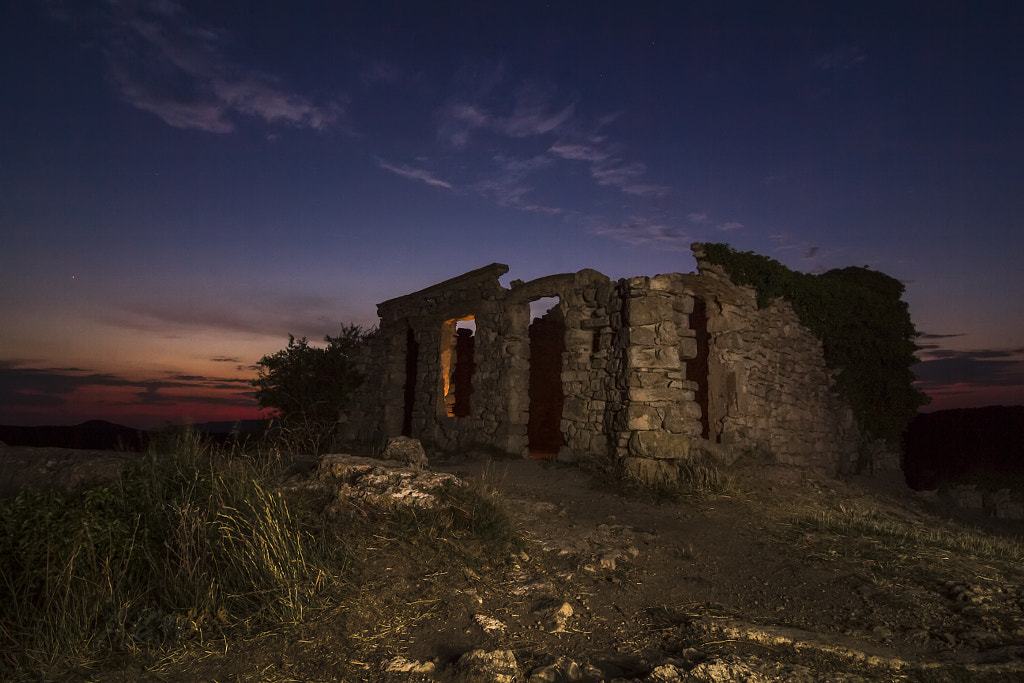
[796,503,1024,565]
[0,429,523,680]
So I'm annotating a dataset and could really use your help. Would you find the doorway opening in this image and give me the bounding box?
[527,298,564,459]
[402,327,418,436]
[442,317,475,418]
[685,296,711,440]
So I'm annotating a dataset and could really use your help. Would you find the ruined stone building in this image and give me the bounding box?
[338,244,892,483]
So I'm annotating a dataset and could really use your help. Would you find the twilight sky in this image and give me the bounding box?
[1,0,1022,428]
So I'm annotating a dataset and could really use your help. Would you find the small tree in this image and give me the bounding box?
[252,324,372,454]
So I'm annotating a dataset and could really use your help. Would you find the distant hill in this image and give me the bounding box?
[0,419,271,451]
[903,405,1024,490]
[0,420,149,451]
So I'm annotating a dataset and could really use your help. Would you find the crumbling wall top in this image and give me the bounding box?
[377,263,509,319]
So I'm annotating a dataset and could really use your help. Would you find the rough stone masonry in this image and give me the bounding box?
[338,243,897,485]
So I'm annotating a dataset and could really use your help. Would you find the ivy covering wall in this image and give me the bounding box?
[701,243,929,442]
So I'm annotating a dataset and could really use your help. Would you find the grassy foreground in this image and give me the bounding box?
[0,431,520,680]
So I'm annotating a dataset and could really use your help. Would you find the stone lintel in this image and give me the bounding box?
[377,263,510,312]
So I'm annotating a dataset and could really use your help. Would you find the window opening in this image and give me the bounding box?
[402,327,419,436]
[685,297,711,440]
[527,298,564,459]
[442,316,475,417]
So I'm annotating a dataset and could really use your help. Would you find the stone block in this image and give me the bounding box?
[625,296,675,326]
[719,429,741,445]
[649,274,675,291]
[655,320,678,345]
[637,372,670,388]
[565,328,593,348]
[622,457,679,486]
[663,402,701,432]
[625,404,662,430]
[674,295,694,314]
[628,324,658,346]
[628,431,692,459]
[627,345,680,369]
[627,386,681,402]
[626,276,649,289]
[678,336,697,360]
[706,316,731,333]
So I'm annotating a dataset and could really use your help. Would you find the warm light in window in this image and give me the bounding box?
[442,315,475,417]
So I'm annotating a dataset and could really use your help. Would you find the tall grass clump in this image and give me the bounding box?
[0,429,339,678]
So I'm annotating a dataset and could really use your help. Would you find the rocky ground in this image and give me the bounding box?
[4,441,1024,681]
[410,455,1024,682]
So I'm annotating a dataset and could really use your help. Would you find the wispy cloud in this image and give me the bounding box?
[549,134,669,197]
[436,80,573,147]
[105,292,349,340]
[913,339,1024,399]
[81,0,345,133]
[436,102,491,147]
[472,155,565,214]
[590,160,669,197]
[401,70,670,228]
[376,159,453,189]
[0,363,255,411]
[499,83,574,137]
[687,212,708,224]
[914,333,966,352]
[548,142,609,163]
[716,221,743,232]
[813,46,867,72]
[359,60,403,86]
[591,217,689,249]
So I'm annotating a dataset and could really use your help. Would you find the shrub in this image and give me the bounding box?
[252,324,373,454]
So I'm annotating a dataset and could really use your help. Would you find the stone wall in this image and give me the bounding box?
[339,244,888,483]
[685,246,864,473]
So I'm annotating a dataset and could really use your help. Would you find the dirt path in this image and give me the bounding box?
[431,455,1024,679]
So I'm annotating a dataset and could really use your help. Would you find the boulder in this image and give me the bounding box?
[381,436,428,468]
[315,453,461,508]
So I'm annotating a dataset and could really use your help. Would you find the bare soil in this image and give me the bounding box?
[4,443,1024,681]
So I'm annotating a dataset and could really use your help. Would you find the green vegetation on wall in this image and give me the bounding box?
[701,243,929,442]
